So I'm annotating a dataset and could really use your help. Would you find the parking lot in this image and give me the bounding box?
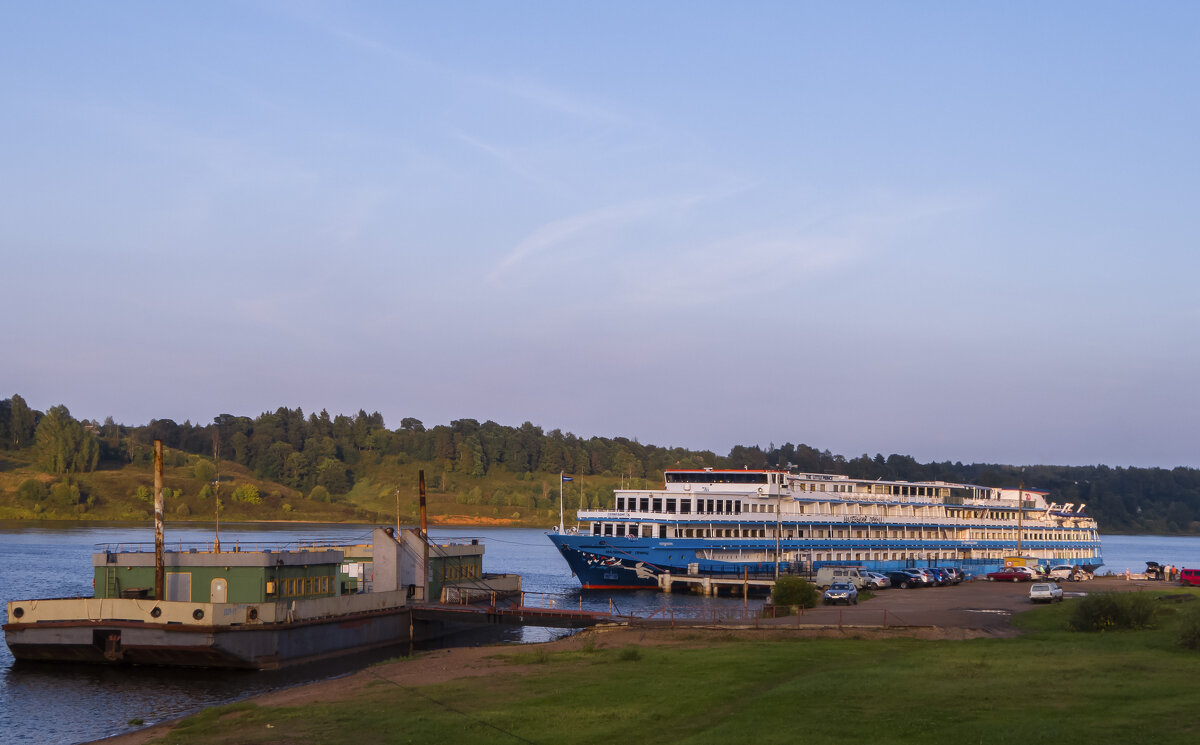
[763,575,1140,636]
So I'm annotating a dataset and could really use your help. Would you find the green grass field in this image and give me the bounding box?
[145,595,1200,745]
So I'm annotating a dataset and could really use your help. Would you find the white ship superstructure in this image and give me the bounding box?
[548,469,1102,589]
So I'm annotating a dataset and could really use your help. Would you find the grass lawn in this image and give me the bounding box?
[145,593,1200,745]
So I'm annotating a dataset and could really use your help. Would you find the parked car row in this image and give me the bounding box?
[986,566,1038,582]
[880,567,964,588]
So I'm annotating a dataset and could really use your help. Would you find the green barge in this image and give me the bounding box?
[3,527,520,669]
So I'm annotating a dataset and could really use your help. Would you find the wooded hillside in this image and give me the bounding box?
[1,394,1196,533]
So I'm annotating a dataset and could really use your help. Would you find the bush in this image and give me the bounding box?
[771,576,821,609]
[1069,591,1158,632]
[309,485,331,503]
[232,484,262,504]
[17,479,47,503]
[1180,607,1200,650]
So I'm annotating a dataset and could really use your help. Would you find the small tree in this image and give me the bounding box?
[17,479,47,504]
[771,576,820,609]
[232,484,262,504]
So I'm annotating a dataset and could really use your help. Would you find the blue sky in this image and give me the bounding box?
[3,2,1198,468]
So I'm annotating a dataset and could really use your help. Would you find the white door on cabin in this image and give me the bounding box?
[210,578,228,603]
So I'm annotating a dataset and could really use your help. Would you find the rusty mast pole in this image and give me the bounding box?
[419,470,428,601]
[154,440,165,600]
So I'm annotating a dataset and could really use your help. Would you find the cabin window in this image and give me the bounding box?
[603,523,613,536]
[666,498,676,513]
[616,497,625,511]
[652,498,662,512]
[640,498,650,512]
[628,525,639,537]
[680,499,691,514]
[616,524,626,537]
[593,523,601,535]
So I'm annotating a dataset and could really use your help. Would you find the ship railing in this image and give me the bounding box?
[577,513,1087,530]
[92,540,362,555]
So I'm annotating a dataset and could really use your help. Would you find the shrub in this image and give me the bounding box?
[617,646,642,662]
[232,484,262,504]
[1179,607,1200,650]
[17,479,47,503]
[771,575,820,609]
[175,503,191,517]
[193,461,216,483]
[309,485,331,503]
[1069,591,1158,632]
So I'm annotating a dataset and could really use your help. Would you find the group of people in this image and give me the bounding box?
[1124,563,1180,581]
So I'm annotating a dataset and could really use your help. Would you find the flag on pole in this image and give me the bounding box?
[561,475,574,482]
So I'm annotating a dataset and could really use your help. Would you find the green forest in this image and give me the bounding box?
[1,393,1197,534]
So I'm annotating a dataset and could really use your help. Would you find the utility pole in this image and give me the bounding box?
[212,431,221,553]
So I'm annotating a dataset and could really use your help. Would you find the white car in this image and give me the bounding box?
[1049,565,1090,581]
[1029,582,1064,603]
[861,571,891,589]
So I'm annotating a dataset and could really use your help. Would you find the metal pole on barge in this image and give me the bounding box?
[153,439,165,600]
[419,470,428,599]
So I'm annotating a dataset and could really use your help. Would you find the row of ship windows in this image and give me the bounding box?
[614,499,1038,522]
[437,563,480,582]
[615,497,776,514]
[278,576,332,597]
[798,550,1092,561]
[592,523,1093,542]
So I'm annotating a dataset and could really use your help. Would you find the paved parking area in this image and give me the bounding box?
[759,576,1152,635]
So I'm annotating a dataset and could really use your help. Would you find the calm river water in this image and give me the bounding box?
[2,522,1199,745]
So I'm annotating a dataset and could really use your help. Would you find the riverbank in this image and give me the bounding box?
[89,578,1200,745]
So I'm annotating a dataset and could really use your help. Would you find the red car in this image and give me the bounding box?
[1180,568,1200,587]
[987,568,1034,582]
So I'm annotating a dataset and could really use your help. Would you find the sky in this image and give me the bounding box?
[2,2,1199,469]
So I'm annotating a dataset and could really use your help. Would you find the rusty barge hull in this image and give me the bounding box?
[2,606,431,669]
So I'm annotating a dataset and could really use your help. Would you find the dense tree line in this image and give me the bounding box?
[2,393,1198,533]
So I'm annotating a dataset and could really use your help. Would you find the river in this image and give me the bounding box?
[2,521,1199,745]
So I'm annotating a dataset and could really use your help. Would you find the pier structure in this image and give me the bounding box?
[656,571,776,596]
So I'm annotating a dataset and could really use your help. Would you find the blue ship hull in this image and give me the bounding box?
[547,532,1103,590]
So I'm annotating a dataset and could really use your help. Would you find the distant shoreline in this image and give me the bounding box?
[0,516,555,529]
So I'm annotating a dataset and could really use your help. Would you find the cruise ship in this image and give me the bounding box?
[547,468,1103,589]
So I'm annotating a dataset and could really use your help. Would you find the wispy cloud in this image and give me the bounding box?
[611,191,973,308]
[453,131,571,195]
[488,186,751,281]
